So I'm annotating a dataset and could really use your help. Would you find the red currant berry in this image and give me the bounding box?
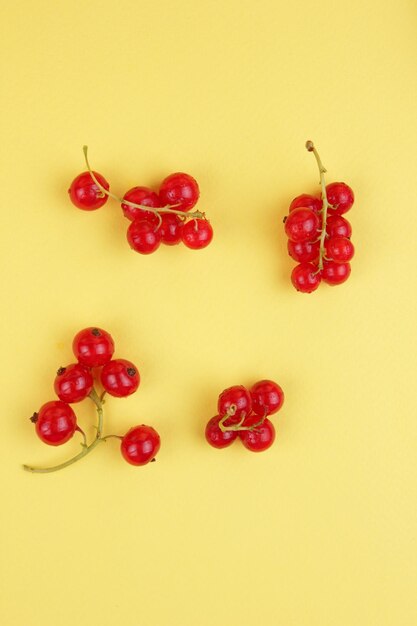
[326,214,352,239]
[100,359,140,397]
[159,172,199,212]
[287,239,320,263]
[121,425,160,466]
[289,194,322,214]
[291,262,321,293]
[250,380,284,416]
[54,363,94,403]
[68,171,109,210]
[326,182,354,215]
[205,415,238,449]
[239,416,275,452]
[321,261,351,285]
[218,386,252,424]
[159,214,183,245]
[31,401,77,446]
[284,208,320,243]
[127,219,162,254]
[181,219,213,250]
[73,327,115,368]
[325,237,355,263]
[121,186,161,223]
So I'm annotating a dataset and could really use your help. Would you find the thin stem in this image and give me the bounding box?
[305,140,329,271]
[88,387,104,439]
[219,406,266,433]
[83,146,206,222]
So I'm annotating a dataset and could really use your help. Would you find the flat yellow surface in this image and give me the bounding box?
[1,1,417,624]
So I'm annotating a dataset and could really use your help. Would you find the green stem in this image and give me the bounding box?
[219,406,266,433]
[305,140,329,271]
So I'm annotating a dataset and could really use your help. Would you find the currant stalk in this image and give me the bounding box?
[305,140,329,271]
[218,405,265,433]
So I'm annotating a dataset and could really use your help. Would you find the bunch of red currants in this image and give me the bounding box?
[205,380,284,452]
[68,147,213,254]
[24,327,160,473]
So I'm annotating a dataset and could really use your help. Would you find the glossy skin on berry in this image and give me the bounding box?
[250,380,284,416]
[325,237,355,262]
[127,219,162,254]
[159,172,199,212]
[289,194,322,214]
[121,425,161,466]
[205,415,238,449]
[54,363,94,403]
[159,214,183,245]
[218,386,252,424]
[100,359,140,397]
[284,208,320,243]
[326,215,352,239]
[73,327,115,368]
[321,261,351,285]
[68,171,109,210]
[291,263,321,293]
[287,239,320,263]
[121,187,161,223]
[32,401,77,446]
[181,219,213,249]
[239,416,275,452]
[326,182,354,215]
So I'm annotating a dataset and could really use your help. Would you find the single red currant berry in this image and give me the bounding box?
[159,213,183,245]
[54,363,94,403]
[31,401,77,446]
[159,172,199,212]
[326,214,352,239]
[239,416,276,452]
[218,385,252,424]
[287,239,320,263]
[121,425,161,466]
[181,219,213,249]
[121,186,161,223]
[326,182,354,215]
[68,171,109,210]
[325,237,355,263]
[284,208,320,243]
[289,194,322,214]
[291,262,321,293]
[127,219,162,254]
[205,415,238,449]
[321,261,351,285]
[100,359,140,397]
[72,327,115,368]
[250,380,284,416]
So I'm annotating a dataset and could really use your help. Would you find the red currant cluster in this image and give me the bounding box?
[23,327,160,473]
[205,380,284,453]
[68,147,213,254]
[284,141,355,293]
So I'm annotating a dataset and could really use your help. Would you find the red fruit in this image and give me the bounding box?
[159,214,183,245]
[73,327,115,368]
[325,237,355,263]
[250,380,284,416]
[54,363,94,403]
[100,359,140,398]
[31,401,77,446]
[289,194,322,214]
[239,416,275,452]
[218,386,252,424]
[159,172,199,212]
[287,239,320,263]
[181,219,213,249]
[121,186,161,223]
[127,219,162,254]
[326,215,352,239]
[321,261,351,285]
[205,415,238,449]
[68,171,109,210]
[284,208,320,243]
[326,182,354,215]
[121,425,161,466]
[291,263,321,293]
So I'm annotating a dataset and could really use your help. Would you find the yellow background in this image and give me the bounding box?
[1,1,417,624]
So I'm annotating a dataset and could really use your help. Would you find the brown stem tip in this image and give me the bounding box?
[305,140,314,152]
